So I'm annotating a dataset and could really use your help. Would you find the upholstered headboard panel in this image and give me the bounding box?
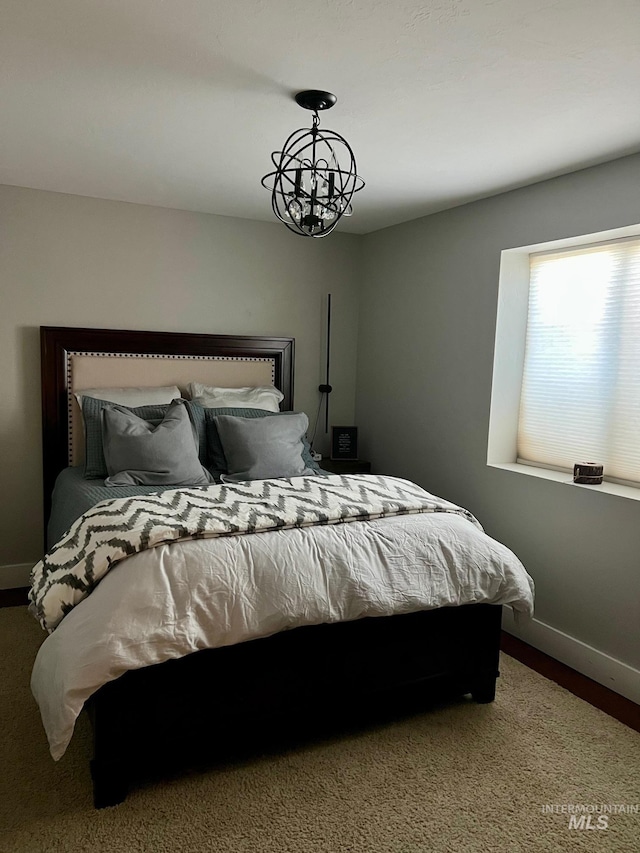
[41,326,295,525]
[68,352,276,466]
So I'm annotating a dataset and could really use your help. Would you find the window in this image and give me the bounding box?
[518,237,640,486]
[488,224,640,495]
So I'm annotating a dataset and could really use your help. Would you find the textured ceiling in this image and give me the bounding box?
[2,0,639,233]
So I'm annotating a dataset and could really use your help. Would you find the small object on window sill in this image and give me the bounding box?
[311,451,323,462]
[573,462,603,485]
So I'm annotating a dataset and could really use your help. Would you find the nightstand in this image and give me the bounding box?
[319,459,372,475]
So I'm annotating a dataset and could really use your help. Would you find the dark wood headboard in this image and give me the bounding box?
[40,326,295,525]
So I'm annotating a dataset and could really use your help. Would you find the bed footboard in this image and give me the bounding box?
[87,603,502,808]
[90,758,130,810]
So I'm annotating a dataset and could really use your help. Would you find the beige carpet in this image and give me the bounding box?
[1,606,638,853]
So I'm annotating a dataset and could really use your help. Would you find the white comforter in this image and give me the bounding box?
[31,507,534,760]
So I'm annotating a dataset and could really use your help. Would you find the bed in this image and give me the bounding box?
[31,325,534,808]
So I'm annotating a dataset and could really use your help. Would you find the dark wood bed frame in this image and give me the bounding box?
[40,325,502,808]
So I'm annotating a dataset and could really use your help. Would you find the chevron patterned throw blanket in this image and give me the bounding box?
[30,474,480,633]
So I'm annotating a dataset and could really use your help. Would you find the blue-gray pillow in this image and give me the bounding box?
[214,412,316,482]
[185,403,321,480]
[81,396,175,480]
[102,400,214,487]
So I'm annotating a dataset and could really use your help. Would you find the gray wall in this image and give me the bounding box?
[0,184,362,570]
[356,153,640,670]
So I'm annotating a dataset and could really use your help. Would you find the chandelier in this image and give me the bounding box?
[261,90,365,238]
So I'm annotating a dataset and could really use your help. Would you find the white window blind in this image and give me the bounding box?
[517,236,640,486]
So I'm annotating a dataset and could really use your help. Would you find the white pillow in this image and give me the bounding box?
[187,382,284,412]
[75,385,181,407]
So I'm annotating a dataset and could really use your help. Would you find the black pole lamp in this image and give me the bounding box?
[261,90,365,238]
[309,293,333,453]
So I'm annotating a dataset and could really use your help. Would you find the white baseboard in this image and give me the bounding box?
[0,563,32,590]
[502,608,640,706]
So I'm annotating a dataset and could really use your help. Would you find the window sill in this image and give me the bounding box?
[488,462,640,502]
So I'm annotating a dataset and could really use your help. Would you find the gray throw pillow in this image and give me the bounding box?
[82,397,172,479]
[102,400,214,487]
[214,412,315,482]
[184,402,322,480]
